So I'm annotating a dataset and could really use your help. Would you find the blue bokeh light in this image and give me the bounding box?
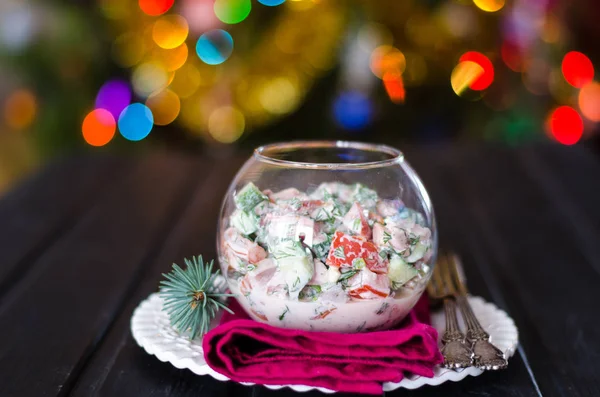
[333,91,373,130]
[118,103,154,141]
[258,0,286,6]
[196,29,234,65]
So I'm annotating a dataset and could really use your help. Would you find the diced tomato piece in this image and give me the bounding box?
[325,231,386,274]
[326,231,366,268]
[365,246,388,274]
[349,286,390,299]
[300,200,324,212]
[346,268,390,299]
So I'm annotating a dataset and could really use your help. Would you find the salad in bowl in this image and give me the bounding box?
[217,142,436,333]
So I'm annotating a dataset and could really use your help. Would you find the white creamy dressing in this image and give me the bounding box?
[229,281,425,333]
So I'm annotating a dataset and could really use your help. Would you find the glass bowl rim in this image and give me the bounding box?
[254,140,404,170]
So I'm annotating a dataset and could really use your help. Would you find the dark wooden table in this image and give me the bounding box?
[1,143,598,397]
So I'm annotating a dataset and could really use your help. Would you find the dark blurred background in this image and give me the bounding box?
[0,0,599,193]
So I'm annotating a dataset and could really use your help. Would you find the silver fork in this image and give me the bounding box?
[446,253,508,370]
[427,256,473,369]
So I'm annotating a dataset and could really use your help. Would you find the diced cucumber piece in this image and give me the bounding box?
[310,202,336,221]
[279,256,314,300]
[231,209,259,235]
[404,242,428,263]
[398,208,426,226]
[299,285,322,302]
[272,241,314,300]
[388,255,418,286]
[351,183,378,210]
[271,240,306,259]
[234,182,267,212]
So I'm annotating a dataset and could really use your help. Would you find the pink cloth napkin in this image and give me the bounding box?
[203,296,442,395]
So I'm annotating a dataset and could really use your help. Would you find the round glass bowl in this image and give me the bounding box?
[217,141,437,333]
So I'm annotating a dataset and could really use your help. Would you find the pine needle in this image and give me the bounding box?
[159,255,233,340]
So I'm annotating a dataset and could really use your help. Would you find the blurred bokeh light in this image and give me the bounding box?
[152,15,189,49]
[82,109,116,147]
[3,89,37,130]
[118,103,154,141]
[562,51,595,89]
[195,29,233,65]
[95,80,132,120]
[547,106,584,145]
[0,0,599,193]
[139,0,175,16]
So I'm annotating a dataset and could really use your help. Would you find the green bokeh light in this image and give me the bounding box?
[214,0,252,25]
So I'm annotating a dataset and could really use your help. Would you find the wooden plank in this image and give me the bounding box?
[430,144,600,397]
[70,152,250,397]
[392,147,541,397]
[0,154,125,300]
[518,144,600,278]
[0,151,199,397]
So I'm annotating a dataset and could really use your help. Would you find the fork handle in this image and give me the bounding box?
[440,298,473,369]
[456,295,487,337]
[456,295,508,370]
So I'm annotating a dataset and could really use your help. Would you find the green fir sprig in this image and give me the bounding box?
[159,255,233,340]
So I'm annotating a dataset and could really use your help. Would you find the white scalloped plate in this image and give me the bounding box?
[131,291,518,393]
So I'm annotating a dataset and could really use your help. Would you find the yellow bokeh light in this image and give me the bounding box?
[169,63,201,98]
[3,89,37,130]
[112,33,146,67]
[235,76,267,116]
[259,77,300,115]
[132,62,169,97]
[152,43,188,72]
[579,82,600,122]
[370,46,406,79]
[146,89,181,125]
[208,106,245,143]
[152,15,189,49]
[473,0,505,12]
[451,61,484,96]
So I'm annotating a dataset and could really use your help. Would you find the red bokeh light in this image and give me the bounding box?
[561,51,594,88]
[82,109,116,147]
[139,0,175,16]
[459,51,494,90]
[383,71,405,103]
[547,106,583,145]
